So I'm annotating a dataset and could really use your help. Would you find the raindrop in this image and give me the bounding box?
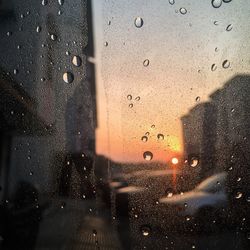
[7,31,12,36]
[215,47,219,52]
[169,0,175,5]
[104,41,108,47]
[211,0,222,8]
[235,192,243,199]
[58,10,63,15]
[134,17,143,28]
[143,59,150,67]
[195,96,200,102]
[222,60,230,68]
[214,21,219,25]
[151,124,155,129]
[127,95,132,100]
[231,108,235,112]
[92,229,97,237]
[40,77,46,82]
[128,103,133,108]
[29,171,33,176]
[157,134,164,140]
[50,34,57,41]
[145,132,150,136]
[140,225,151,237]
[60,202,66,208]
[42,0,48,6]
[223,0,232,2]
[237,177,241,182]
[189,156,199,167]
[211,64,217,71]
[247,232,250,240]
[13,69,18,75]
[226,24,233,31]
[58,0,64,5]
[141,136,148,142]
[63,72,74,83]
[108,20,111,25]
[143,151,153,161]
[246,196,250,202]
[36,26,41,33]
[179,7,187,15]
[167,191,173,198]
[72,56,82,67]
[135,96,140,101]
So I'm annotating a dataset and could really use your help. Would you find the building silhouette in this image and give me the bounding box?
[181,74,250,194]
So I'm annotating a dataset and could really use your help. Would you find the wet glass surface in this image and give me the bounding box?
[0,0,249,249]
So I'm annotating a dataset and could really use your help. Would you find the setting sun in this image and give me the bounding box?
[171,157,179,165]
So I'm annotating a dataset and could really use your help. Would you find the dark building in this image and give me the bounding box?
[181,74,250,191]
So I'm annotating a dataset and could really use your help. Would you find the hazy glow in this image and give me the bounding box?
[171,157,179,165]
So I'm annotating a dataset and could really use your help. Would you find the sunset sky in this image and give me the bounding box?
[92,0,250,163]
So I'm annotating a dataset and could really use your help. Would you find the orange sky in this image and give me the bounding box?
[92,0,250,163]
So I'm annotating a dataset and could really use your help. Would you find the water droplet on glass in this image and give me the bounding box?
[72,56,82,67]
[237,177,241,182]
[141,136,148,142]
[179,7,187,15]
[143,59,150,67]
[235,192,243,199]
[247,232,250,240]
[145,132,150,136]
[212,0,222,8]
[58,10,63,15]
[108,20,111,25]
[42,0,48,6]
[223,0,232,2]
[58,0,64,5]
[40,77,45,82]
[134,17,143,28]
[7,31,12,36]
[140,225,151,237]
[211,64,217,71]
[189,157,199,167]
[50,34,57,41]
[104,41,108,47]
[157,134,164,140]
[13,69,18,75]
[214,21,219,25]
[222,60,230,69]
[151,125,155,129]
[92,229,97,237]
[226,24,233,31]
[127,95,132,100]
[60,202,66,208]
[167,191,173,198]
[135,96,140,101]
[63,72,74,83]
[128,103,133,108]
[169,0,175,5]
[29,171,33,176]
[143,151,153,161]
[36,26,41,33]
[215,47,219,52]
[195,96,200,102]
